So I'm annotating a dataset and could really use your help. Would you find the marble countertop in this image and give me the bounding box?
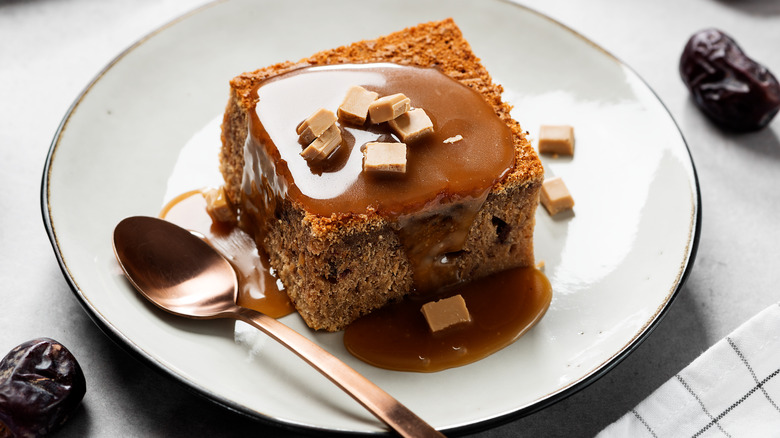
[1,0,778,436]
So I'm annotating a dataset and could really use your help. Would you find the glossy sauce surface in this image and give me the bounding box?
[242,63,517,292]
[244,63,515,217]
[343,267,552,372]
[159,190,294,318]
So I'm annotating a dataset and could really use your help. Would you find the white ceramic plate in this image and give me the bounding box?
[43,0,700,434]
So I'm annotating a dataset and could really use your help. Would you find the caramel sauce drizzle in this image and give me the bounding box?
[159,191,551,372]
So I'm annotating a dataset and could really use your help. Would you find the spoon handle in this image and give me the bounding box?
[233,307,445,438]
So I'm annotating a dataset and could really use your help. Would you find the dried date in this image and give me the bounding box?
[680,28,780,131]
[0,338,86,438]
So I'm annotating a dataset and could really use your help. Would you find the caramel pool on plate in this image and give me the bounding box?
[344,266,552,372]
[160,190,551,372]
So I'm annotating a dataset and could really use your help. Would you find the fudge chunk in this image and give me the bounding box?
[338,86,378,125]
[421,294,472,334]
[362,142,407,173]
[538,125,575,156]
[540,177,574,215]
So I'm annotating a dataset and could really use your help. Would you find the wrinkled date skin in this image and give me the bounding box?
[680,28,780,131]
[0,338,86,438]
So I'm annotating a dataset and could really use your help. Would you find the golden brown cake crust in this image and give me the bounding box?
[220,18,544,331]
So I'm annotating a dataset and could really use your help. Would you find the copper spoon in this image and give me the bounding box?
[112,216,444,438]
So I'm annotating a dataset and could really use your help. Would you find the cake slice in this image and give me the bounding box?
[219,18,544,331]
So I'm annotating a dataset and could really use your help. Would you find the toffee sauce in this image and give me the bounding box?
[159,190,294,318]
[160,191,552,372]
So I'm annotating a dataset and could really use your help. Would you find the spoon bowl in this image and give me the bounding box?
[113,217,238,319]
[112,216,443,438]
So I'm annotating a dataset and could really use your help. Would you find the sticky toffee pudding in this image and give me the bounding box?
[160,18,551,371]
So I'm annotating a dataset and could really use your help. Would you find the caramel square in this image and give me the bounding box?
[538,125,574,156]
[204,186,236,224]
[298,108,338,144]
[420,294,472,334]
[338,85,379,125]
[300,123,342,161]
[540,176,574,215]
[368,93,411,123]
[362,142,407,173]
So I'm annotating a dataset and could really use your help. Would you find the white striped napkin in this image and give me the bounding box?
[598,302,780,437]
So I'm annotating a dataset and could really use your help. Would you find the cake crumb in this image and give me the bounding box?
[443,134,463,144]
